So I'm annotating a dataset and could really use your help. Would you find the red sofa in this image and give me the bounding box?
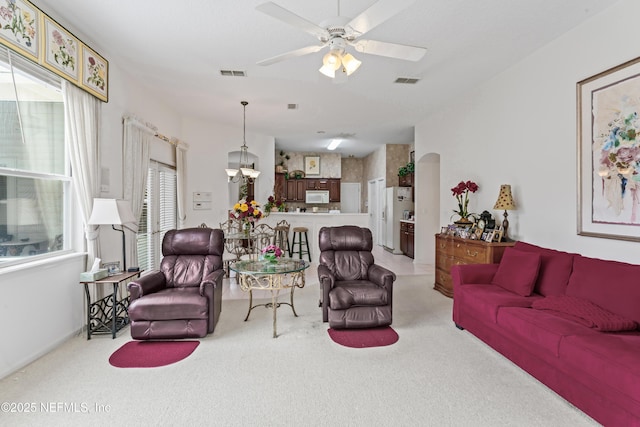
[452,241,640,426]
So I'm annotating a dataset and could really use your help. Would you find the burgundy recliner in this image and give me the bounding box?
[128,227,225,340]
[318,226,396,329]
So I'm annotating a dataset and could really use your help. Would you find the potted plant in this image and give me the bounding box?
[276,150,290,173]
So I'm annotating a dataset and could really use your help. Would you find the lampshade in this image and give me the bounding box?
[88,198,137,225]
[493,185,516,210]
[341,53,361,76]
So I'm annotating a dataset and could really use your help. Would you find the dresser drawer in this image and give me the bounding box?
[453,243,488,263]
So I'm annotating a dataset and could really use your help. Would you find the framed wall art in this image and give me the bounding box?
[42,15,79,82]
[577,56,640,242]
[304,155,320,176]
[81,44,108,101]
[0,0,40,62]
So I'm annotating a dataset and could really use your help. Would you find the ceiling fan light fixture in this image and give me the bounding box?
[341,53,361,76]
[319,63,336,78]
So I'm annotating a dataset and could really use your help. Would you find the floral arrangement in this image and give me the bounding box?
[261,244,283,262]
[451,180,479,221]
[230,199,263,224]
[264,195,285,213]
[0,0,36,48]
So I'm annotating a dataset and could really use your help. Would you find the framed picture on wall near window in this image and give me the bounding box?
[42,15,80,82]
[0,0,40,62]
[304,156,320,176]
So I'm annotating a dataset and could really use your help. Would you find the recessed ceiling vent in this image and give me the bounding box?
[287,103,298,110]
[394,77,420,84]
[220,70,246,77]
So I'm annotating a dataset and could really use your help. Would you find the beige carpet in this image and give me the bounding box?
[0,274,598,426]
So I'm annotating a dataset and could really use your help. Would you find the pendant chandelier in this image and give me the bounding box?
[226,101,260,182]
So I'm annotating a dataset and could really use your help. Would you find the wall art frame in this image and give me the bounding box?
[304,155,320,176]
[81,43,108,101]
[0,0,40,62]
[577,56,640,242]
[42,14,79,82]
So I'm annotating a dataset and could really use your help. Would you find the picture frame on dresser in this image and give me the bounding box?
[577,55,640,242]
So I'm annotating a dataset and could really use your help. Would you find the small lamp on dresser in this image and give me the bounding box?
[493,184,516,241]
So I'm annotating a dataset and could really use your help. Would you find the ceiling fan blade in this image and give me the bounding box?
[256,2,329,40]
[351,39,426,61]
[257,44,326,66]
[346,0,415,37]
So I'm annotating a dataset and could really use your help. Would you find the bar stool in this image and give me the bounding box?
[290,226,311,261]
[274,220,291,255]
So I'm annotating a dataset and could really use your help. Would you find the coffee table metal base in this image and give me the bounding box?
[237,270,305,338]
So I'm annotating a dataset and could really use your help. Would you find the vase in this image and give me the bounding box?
[243,221,251,236]
[454,217,473,226]
[263,253,278,263]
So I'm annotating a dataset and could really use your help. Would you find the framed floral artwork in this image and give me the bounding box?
[81,44,108,101]
[42,15,79,82]
[304,155,320,176]
[577,56,640,242]
[0,0,40,61]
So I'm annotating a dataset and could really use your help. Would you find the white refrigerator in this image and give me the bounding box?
[383,187,414,254]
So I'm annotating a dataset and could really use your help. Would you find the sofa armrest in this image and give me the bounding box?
[127,271,166,300]
[451,263,498,289]
[318,264,335,323]
[200,269,225,295]
[368,264,397,289]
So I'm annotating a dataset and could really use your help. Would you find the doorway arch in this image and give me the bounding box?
[415,152,440,264]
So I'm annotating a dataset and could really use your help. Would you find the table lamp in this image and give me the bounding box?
[88,198,137,271]
[493,184,516,241]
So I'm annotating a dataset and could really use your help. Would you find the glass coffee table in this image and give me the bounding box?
[230,257,309,338]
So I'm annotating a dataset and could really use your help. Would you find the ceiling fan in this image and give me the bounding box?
[255,0,427,79]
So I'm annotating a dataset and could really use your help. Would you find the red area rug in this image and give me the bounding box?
[327,326,399,348]
[109,341,200,368]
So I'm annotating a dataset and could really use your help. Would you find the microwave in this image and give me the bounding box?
[305,190,330,204]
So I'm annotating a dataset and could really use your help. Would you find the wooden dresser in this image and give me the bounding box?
[434,234,515,298]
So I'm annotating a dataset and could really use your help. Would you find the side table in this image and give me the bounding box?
[80,270,141,339]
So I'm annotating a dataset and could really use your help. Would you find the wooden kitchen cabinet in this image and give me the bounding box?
[306,179,329,190]
[400,221,414,258]
[434,234,514,298]
[286,179,306,201]
[274,173,286,201]
[329,179,340,202]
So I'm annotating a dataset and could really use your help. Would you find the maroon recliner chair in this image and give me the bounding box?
[127,227,225,340]
[318,226,396,329]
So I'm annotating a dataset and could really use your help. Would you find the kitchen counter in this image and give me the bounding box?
[261,212,369,261]
[400,219,415,224]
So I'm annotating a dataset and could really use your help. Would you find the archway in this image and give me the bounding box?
[415,152,440,264]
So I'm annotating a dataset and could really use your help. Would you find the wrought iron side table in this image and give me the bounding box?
[80,270,141,339]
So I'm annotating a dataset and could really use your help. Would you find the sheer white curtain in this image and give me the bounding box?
[175,139,189,227]
[62,81,101,269]
[123,115,153,268]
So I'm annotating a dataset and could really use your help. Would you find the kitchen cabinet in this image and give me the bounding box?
[434,234,514,298]
[306,179,329,190]
[329,179,340,202]
[286,179,306,201]
[400,221,414,258]
[274,173,286,201]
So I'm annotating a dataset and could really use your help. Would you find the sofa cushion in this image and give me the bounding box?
[456,284,540,323]
[329,281,388,310]
[566,255,640,324]
[497,306,597,356]
[129,288,208,321]
[513,241,576,296]
[532,296,638,332]
[560,332,640,404]
[491,247,541,296]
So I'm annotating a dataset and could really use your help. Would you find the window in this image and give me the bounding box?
[136,161,176,271]
[0,48,68,264]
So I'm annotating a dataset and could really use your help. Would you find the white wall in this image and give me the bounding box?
[180,117,275,229]
[415,0,639,265]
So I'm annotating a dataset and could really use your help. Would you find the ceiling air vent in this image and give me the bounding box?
[220,70,246,77]
[287,104,298,110]
[394,77,420,84]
